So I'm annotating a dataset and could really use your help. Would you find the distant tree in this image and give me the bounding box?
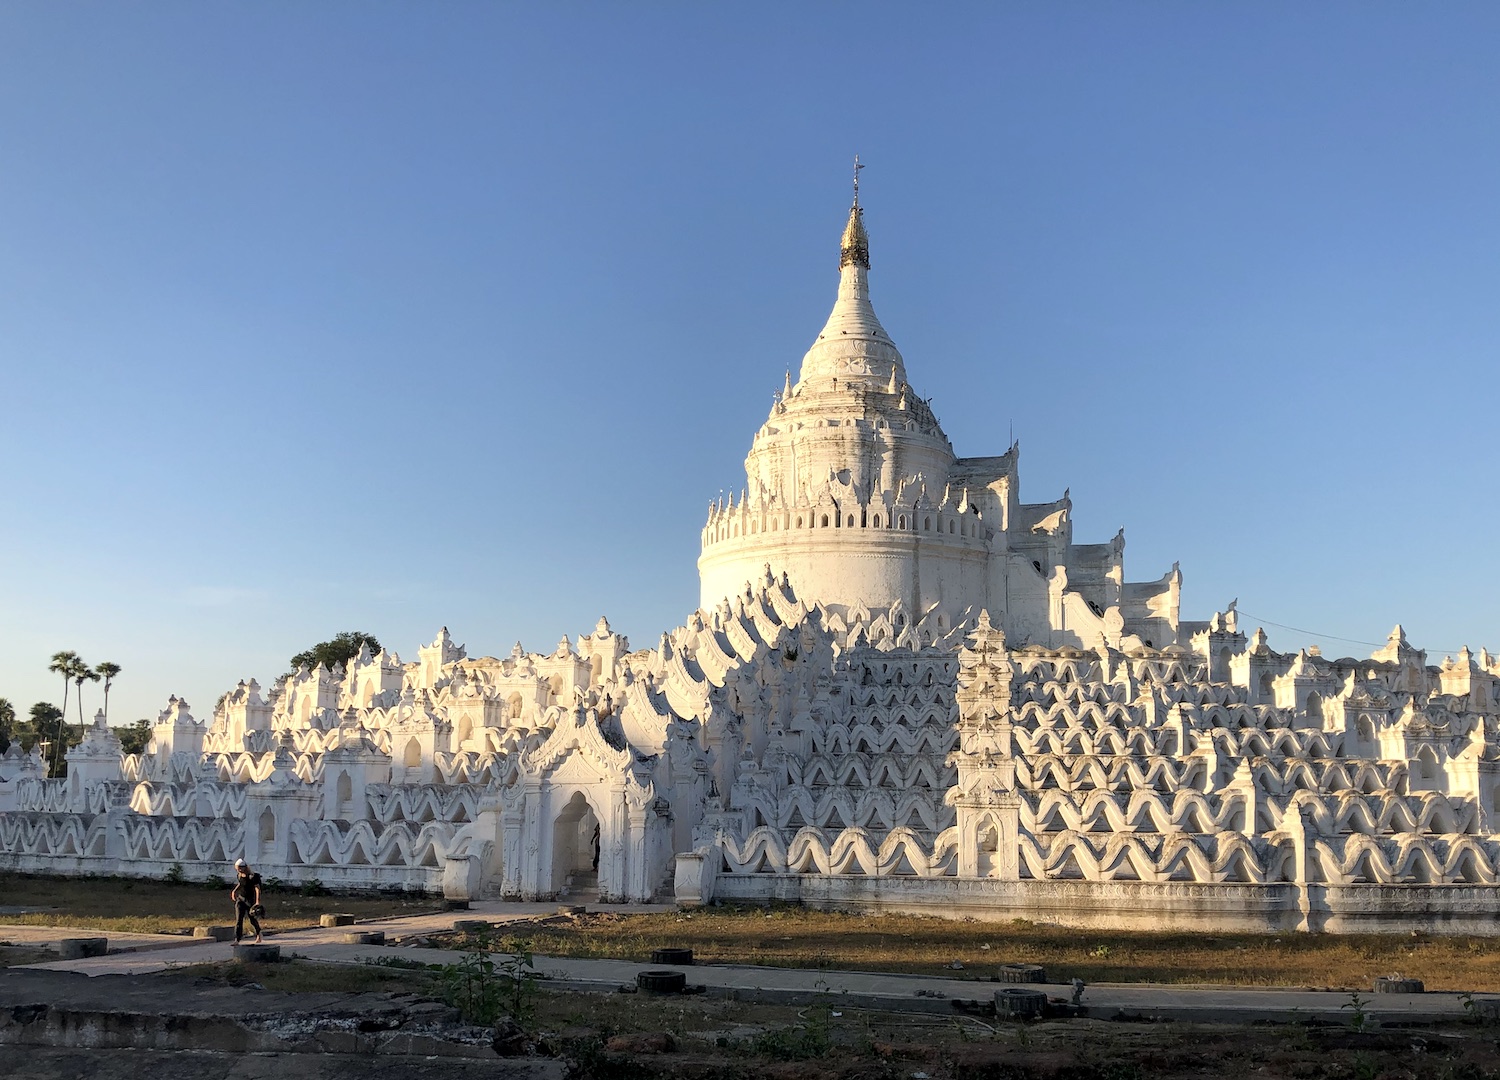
[288,631,382,675]
[27,701,68,775]
[0,697,14,753]
[94,661,122,722]
[116,718,152,756]
[73,662,101,732]
[48,651,80,736]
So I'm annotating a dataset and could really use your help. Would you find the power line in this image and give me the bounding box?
[1234,609,1479,659]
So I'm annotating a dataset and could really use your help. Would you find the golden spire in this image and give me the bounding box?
[840,154,870,270]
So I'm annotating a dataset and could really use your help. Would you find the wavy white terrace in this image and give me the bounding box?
[4,194,1495,933]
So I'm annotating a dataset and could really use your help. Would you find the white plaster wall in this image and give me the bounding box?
[700,525,990,626]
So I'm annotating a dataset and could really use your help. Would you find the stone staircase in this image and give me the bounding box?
[562,869,598,901]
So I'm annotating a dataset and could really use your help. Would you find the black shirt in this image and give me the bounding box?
[234,872,262,905]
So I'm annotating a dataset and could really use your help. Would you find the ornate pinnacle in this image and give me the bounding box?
[840,206,869,270]
[840,155,870,270]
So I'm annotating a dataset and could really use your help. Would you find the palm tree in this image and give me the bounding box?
[73,661,100,733]
[0,697,14,753]
[94,661,122,723]
[29,701,65,775]
[48,651,80,735]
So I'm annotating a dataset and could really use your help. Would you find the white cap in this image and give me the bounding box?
[234,858,247,869]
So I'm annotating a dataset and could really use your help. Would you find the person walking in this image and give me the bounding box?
[231,858,264,944]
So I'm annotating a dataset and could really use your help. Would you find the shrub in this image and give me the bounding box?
[441,935,539,1026]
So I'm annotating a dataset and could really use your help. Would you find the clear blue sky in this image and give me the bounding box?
[3,4,1498,728]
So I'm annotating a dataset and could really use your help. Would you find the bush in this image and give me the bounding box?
[441,935,539,1026]
[204,873,227,892]
[750,1001,832,1061]
[299,878,330,897]
[165,862,186,885]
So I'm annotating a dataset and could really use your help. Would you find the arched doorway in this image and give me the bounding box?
[976,819,999,878]
[551,791,601,896]
[1415,746,1441,789]
[259,808,276,847]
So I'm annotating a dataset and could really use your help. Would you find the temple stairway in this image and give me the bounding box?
[562,869,598,901]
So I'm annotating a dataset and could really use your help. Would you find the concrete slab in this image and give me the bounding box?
[0,925,203,954]
[0,968,564,1073]
[1,1049,567,1080]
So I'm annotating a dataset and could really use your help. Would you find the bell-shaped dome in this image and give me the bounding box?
[797,203,906,389]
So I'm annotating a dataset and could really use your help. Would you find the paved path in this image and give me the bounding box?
[3,900,670,975]
[7,905,1493,1025]
[0,926,202,953]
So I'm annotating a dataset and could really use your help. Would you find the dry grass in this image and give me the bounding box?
[479,904,1500,992]
[0,870,439,935]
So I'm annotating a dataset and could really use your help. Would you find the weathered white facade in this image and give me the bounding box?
[4,192,1499,932]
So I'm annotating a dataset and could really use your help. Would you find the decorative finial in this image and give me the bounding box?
[840,158,870,270]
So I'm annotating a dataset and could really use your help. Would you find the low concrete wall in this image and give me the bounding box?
[1318,884,1500,935]
[714,874,1500,934]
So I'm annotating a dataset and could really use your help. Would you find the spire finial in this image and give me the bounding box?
[840,158,870,270]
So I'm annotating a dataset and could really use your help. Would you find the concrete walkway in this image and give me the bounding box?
[0,926,204,954]
[3,899,670,972]
[6,905,1493,1025]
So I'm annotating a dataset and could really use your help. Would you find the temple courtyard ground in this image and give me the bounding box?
[7,877,1500,1076]
[7,871,1500,989]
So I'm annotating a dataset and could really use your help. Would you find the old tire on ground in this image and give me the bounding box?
[319,913,356,928]
[994,987,1047,1020]
[998,963,1046,983]
[453,919,490,933]
[57,938,108,960]
[650,948,694,966]
[1374,977,1424,994]
[344,930,386,945]
[193,925,234,941]
[637,969,687,994]
[233,943,281,963]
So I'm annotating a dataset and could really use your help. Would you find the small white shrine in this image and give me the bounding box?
[4,186,1498,933]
